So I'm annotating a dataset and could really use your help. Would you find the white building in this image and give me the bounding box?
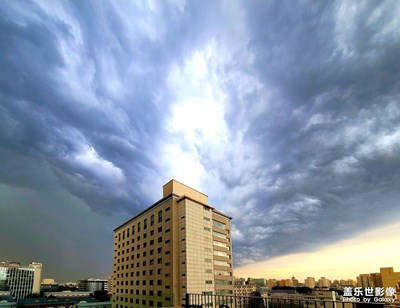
[0,262,42,300]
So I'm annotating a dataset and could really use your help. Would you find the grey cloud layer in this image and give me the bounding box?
[1,0,399,277]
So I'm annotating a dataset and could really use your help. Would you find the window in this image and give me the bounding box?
[213,220,226,230]
[132,226,135,234]
[214,260,231,267]
[138,222,141,232]
[158,227,162,232]
[215,280,233,285]
[213,231,226,240]
[205,258,212,263]
[150,215,154,226]
[144,233,147,239]
[158,210,162,223]
[204,217,210,221]
[150,240,154,245]
[150,230,154,236]
[157,247,162,253]
[144,219,147,229]
[165,218,170,222]
[157,291,162,296]
[158,258,162,264]
[214,250,230,258]
[165,207,170,211]
[214,240,230,250]
[150,269,154,275]
[205,280,213,284]
[157,269,162,274]
[158,237,162,243]
[157,280,162,286]
[204,227,211,231]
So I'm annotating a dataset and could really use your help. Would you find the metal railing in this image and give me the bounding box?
[184,293,400,308]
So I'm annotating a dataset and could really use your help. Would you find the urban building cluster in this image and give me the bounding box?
[2,181,399,308]
[233,267,400,307]
[0,262,112,307]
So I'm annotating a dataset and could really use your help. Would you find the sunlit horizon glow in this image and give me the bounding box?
[234,221,400,281]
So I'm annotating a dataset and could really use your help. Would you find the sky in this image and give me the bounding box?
[0,0,399,282]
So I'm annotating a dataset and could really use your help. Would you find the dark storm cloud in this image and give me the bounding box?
[0,0,244,278]
[0,1,178,214]
[213,0,400,265]
[1,0,399,277]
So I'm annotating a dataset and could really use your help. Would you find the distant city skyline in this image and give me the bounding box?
[1,1,400,281]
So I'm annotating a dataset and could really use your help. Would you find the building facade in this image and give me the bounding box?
[113,180,233,308]
[304,277,316,289]
[78,279,109,292]
[0,262,42,300]
[357,267,400,299]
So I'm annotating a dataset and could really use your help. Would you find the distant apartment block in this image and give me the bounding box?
[0,262,42,300]
[318,277,331,288]
[113,180,233,308]
[233,279,256,308]
[304,277,316,288]
[267,279,277,289]
[357,267,400,299]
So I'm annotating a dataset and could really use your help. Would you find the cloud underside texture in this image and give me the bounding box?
[0,0,399,274]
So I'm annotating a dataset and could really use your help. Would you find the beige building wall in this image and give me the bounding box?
[178,198,214,301]
[29,262,42,294]
[380,267,400,299]
[305,277,316,288]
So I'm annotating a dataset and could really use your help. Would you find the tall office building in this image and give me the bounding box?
[113,180,233,308]
[0,262,42,300]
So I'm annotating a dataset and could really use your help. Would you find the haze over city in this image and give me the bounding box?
[0,0,399,282]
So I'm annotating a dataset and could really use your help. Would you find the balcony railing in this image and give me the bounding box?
[185,293,400,308]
